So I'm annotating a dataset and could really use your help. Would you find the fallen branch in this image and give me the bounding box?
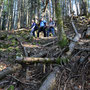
[14,28,29,32]
[32,51,47,57]
[67,22,81,56]
[42,41,56,47]
[16,37,28,57]
[39,66,59,90]
[75,47,90,51]
[0,64,22,80]
[16,57,56,64]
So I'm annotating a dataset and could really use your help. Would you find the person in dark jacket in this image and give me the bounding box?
[37,18,47,37]
[30,19,38,37]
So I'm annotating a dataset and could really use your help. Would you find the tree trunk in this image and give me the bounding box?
[39,66,59,90]
[13,0,18,30]
[55,0,68,47]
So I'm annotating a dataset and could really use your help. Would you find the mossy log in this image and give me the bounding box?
[0,64,22,80]
[16,57,56,64]
[39,66,59,90]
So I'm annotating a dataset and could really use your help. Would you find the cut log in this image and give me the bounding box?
[39,66,59,90]
[16,57,56,64]
[0,64,22,80]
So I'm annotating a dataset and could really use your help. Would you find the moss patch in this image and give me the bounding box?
[56,57,69,64]
[58,34,68,48]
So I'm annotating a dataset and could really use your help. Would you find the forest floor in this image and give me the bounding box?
[0,16,90,90]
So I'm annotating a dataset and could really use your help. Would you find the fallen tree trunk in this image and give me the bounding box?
[67,34,81,55]
[39,66,59,90]
[16,57,56,64]
[14,28,29,32]
[67,19,81,55]
[0,64,22,80]
[86,27,90,37]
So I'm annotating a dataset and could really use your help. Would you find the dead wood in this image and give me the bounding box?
[32,51,47,57]
[15,37,28,57]
[86,27,90,37]
[67,33,81,56]
[14,28,29,32]
[71,20,79,35]
[75,47,90,51]
[39,66,59,90]
[16,57,56,64]
[42,41,56,47]
[0,64,22,80]
[66,17,82,56]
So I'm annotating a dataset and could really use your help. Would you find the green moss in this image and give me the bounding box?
[58,34,68,48]
[0,43,9,48]
[11,39,18,46]
[15,47,20,52]
[56,57,62,64]
[16,52,22,57]
[8,47,14,51]
[56,57,69,64]
[44,59,51,64]
[7,85,14,90]
[7,35,13,40]
[0,34,7,40]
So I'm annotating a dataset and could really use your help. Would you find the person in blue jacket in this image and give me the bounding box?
[30,19,38,37]
[37,18,46,37]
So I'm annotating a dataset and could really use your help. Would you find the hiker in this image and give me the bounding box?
[47,18,55,37]
[30,19,38,37]
[37,18,47,37]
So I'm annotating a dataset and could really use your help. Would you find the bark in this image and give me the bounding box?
[32,51,47,58]
[67,20,81,55]
[16,57,56,64]
[42,0,49,16]
[39,66,59,90]
[42,41,56,47]
[15,37,27,56]
[0,64,22,80]
[13,0,18,30]
[67,34,81,56]
[86,27,90,37]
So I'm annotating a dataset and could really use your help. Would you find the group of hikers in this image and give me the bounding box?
[30,18,56,38]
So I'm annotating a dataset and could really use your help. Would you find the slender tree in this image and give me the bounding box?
[55,0,68,48]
